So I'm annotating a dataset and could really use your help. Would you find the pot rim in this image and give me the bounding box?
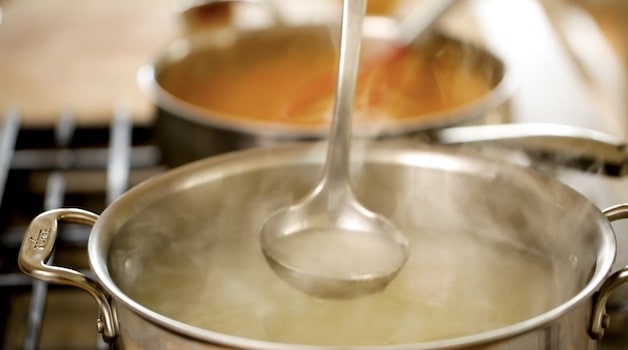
[137,23,518,139]
[87,142,617,349]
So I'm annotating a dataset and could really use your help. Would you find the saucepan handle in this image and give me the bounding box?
[427,123,628,177]
[589,203,628,339]
[18,208,118,343]
[176,0,284,30]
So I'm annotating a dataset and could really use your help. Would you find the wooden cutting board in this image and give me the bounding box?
[0,0,182,126]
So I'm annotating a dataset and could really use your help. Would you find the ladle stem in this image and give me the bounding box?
[259,0,408,298]
[321,0,366,200]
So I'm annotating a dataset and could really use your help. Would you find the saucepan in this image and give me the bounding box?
[139,0,515,165]
[18,124,628,349]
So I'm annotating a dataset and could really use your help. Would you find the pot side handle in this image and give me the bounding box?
[589,203,628,340]
[17,208,118,343]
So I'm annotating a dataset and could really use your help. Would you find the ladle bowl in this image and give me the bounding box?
[259,0,408,298]
[260,181,409,299]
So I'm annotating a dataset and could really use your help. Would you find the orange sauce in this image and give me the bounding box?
[158,36,495,128]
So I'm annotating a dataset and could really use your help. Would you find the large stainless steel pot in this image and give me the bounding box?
[18,132,628,349]
[139,11,514,166]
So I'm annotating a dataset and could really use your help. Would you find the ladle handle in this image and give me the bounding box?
[323,0,366,194]
[17,208,118,343]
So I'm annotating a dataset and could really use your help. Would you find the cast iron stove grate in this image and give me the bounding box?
[0,108,626,349]
[0,107,163,350]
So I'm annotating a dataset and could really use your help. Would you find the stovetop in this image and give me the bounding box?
[0,109,164,350]
[0,0,626,348]
[1,110,628,350]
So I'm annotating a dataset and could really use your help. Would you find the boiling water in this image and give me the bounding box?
[119,225,576,346]
[265,228,407,278]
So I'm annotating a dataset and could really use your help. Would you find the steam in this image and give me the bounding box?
[106,142,593,346]
[104,6,598,346]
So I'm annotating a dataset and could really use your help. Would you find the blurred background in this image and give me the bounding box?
[0,0,625,130]
[0,0,626,349]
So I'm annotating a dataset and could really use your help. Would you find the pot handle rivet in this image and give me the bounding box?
[17,208,118,343]
[589,203,628,340]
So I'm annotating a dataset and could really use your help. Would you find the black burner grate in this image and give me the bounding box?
[0,108,164,350]
[0,108,627,349]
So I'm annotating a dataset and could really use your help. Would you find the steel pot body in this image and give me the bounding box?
[109,302,593,350]
[139,19,514,166]
[18,141,628,349]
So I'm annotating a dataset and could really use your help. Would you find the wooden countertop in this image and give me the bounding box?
[1,0,623,130]
[0,0,342,127]
[0,0,496,128]
[0,0,182,126]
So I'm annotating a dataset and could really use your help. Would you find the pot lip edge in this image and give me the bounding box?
[88,143,616,348]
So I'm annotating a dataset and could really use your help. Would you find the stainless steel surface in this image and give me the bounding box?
[18,208,117,342]
[141,21,513,166]
[260,0,408,299]
[591,204,628,340]
[1,0,627,348]
[17,141,628,349]
[428,123,628,176]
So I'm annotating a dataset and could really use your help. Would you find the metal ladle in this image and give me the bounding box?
[285,0,456,120]
[260,0,408,299]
